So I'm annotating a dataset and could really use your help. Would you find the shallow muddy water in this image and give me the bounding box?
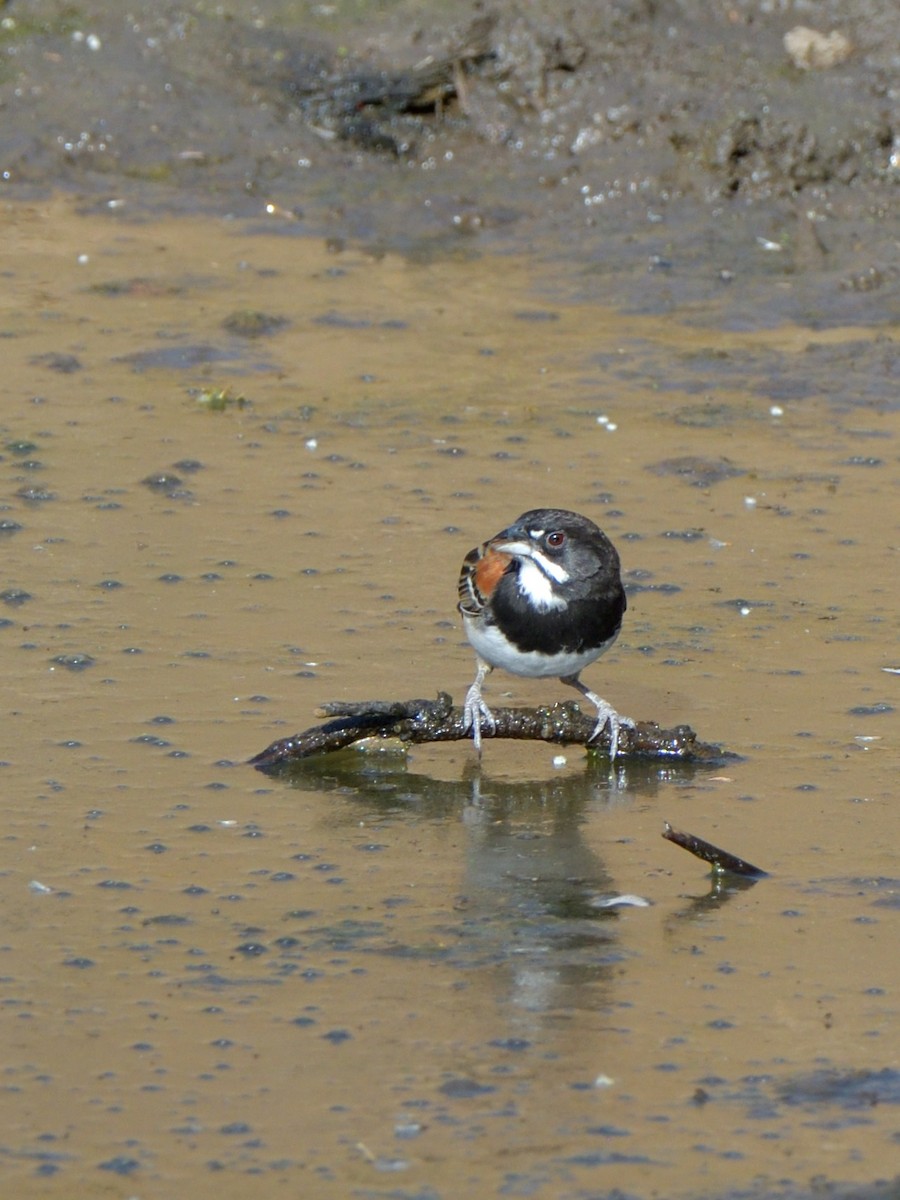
[0,198,898,1198]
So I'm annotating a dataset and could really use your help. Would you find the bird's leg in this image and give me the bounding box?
[462,658,496,752]
[560,673,634,759]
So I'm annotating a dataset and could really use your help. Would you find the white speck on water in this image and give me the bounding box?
[72,30,102,51]
[591,893,652,909]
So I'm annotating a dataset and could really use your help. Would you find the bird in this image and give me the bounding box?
[457,507,632,757]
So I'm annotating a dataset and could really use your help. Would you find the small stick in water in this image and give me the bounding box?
[662,822,768,878]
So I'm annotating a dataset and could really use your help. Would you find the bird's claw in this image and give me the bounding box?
[462,687,496,753]
[588,705,636,761]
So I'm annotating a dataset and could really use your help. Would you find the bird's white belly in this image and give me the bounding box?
[463,616,615,679]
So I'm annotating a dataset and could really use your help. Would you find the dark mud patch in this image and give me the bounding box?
[1,1,897,330]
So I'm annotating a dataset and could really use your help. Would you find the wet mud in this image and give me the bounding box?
[0,1,898,1197]
[1,0,898,331]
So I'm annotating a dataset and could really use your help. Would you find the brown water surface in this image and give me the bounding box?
[1,198,898,1197]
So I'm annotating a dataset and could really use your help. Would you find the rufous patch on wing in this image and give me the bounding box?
[474,547,512,600]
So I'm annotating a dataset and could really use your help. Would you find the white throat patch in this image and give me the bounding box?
[517,556,568,611]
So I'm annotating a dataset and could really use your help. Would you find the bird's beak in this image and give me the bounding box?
[492,538,533,559]
[490,523,534,560]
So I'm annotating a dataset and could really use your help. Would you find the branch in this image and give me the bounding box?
[662,822,767,879]
[248,692,733,772]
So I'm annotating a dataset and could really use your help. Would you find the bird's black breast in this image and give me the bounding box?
[490,569,626,656]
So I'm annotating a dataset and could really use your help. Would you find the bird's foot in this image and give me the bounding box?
[560,673,633,760]
[462,684,496,753]
[588,701,635,760]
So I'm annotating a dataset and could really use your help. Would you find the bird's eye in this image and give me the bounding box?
[546,530,566,549]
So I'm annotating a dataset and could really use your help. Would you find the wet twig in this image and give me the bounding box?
[662,822,768,878]
[249,693,732,772]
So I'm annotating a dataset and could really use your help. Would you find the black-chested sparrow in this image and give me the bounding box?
[458,508,632,757]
